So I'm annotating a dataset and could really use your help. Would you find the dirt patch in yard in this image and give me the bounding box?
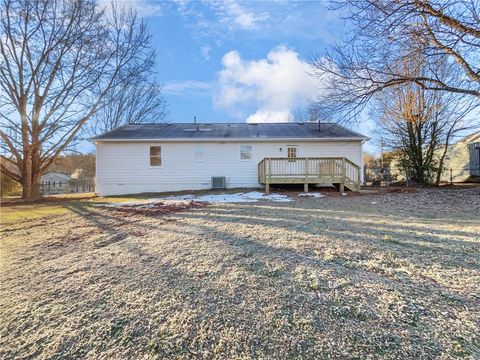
[98,200,209,217]
[0,187,479,359]
[0,193,97,207]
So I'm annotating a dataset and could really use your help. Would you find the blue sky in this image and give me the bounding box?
[101,0,379,151]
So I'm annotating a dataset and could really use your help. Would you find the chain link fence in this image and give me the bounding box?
[364,165,480,186]
[1,180,95,198]
[364,166,395,185]
[40,179,95,195]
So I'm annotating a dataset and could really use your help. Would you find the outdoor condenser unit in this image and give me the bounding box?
[211,176,226,189]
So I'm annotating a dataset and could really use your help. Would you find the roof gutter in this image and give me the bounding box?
[91,137,368,143]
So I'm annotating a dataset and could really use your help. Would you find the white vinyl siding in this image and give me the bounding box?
[96,141,363,196]
[195,145,205,161]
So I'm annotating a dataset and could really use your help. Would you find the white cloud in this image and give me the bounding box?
[175,0,270,41]
[246,110,293,123]
[200,46,211,61]
[209,0,269,31]
[173,1,343,47]
[215,46,319,123]
[99,0,163,18]
[163,80,213,96]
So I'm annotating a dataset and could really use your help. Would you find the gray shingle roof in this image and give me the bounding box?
[91,122,368,141]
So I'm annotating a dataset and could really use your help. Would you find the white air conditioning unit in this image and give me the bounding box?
[211,176,226,189]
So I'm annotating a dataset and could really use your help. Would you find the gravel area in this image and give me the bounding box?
[1,187,479,359]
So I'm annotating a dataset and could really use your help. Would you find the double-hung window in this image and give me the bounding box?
[287,145,298,162]
[150,146,161,166]
[240,145,252,160]
[195,145,205,161]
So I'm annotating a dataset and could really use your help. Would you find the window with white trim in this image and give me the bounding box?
[240,145,252,160]
[287,145,298,162]
[150,146,161,166]
[195,144,205,161]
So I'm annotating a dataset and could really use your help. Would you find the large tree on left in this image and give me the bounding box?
[0,0,155,199]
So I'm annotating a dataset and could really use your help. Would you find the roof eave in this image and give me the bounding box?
[92,137,368,143]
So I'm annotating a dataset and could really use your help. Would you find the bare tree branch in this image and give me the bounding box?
[310,0,480,123]
[370,54,476,185]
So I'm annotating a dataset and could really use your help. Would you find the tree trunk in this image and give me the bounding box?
[21,181,41,200]
[21,154,33,200]
[20,155,42,201]
[435,132,453,186]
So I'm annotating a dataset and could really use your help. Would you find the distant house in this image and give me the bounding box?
[390,131,480,183]
[91,122,368,196]
[439,132,480,182]
[40,172,71,194]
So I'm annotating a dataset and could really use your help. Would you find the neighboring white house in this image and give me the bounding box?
[40,172,71,194]
[92,122,368,196]
[389,131,480,183]
[439,131,480,182]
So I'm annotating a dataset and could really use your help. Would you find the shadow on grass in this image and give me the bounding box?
[3,195,478,358]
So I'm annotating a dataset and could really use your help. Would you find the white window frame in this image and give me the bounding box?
[240,145,253,161]
[286,145,299,162]
[194,144,205,162]
[149,146,162,167]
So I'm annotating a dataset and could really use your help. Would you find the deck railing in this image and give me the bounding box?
[258,157,360,192]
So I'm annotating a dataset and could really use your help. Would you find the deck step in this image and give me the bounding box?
[344,181,358,191]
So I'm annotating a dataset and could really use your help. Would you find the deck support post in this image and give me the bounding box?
[340,157,346,193]
[265,159,271,194]
[356,163,361,191]
[304,158,309,193]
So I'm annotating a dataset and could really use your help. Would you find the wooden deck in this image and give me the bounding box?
[258,157,361,193]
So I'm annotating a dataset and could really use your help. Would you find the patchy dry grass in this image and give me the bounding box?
[0,187,479,359]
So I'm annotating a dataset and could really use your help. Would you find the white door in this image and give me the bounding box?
[286,145,301,175]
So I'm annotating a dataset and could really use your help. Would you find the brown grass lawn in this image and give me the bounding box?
[1,187,479,359]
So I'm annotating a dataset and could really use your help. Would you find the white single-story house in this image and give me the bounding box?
[92,122,368,196]
[40,172,71,194]
[439,131,480,182]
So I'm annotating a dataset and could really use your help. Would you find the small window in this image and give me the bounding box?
[195,145,205,161]
[150,146,161,166]
[287,146,298,162]
[240,145,252,160]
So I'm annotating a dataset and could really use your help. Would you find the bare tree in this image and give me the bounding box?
[0,0,157,199]
[310,0,480,122]
[48,153,96,180]
[372,56,473,185]
[87,78,167,136]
